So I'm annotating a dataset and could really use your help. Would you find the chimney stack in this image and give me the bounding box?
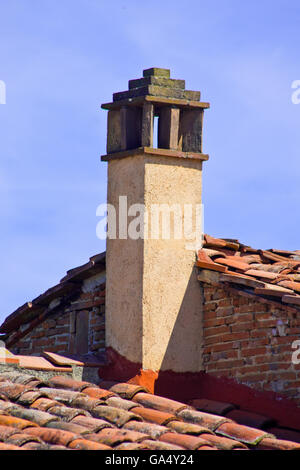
[101,68,210,374]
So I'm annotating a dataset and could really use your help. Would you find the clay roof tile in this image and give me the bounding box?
[132,392,188,414]
[0,363,297,452]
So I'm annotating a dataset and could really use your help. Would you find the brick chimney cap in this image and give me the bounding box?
[143,67,170,78]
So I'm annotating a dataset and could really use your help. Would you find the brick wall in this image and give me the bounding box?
[10,279,106,357]
[202,283,300,404]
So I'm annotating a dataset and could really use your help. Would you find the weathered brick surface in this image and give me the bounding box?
[202,283,300,404]
[10,282,106,357]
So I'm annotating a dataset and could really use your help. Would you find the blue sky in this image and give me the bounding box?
[0,0,300,323]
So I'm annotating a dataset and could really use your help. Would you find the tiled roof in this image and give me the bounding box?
[197,235,300,308]
[0,252,105,337]
[2,232,300,337]
[0,350,105,372]
[0,370,299,450]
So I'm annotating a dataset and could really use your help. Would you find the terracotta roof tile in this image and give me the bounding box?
[43,351,84,367]
[7,406,58,427]
[95,427,149,446]
[225,409,275,429]
[70,395,102,412]
[23,426,78,446]
[177,408,230,431]
[130,406,178,426]
[106,396,140,411]
[204,235,227,249]
[0,366,298,451]
[166,420,213,436]
[265,427,300,443]
[47,376,92,392]
[214,257,250,272]
[46,444,70,450]
[196,260,227,273]
[123,420,169,439]
[83,387,115,400]
[159,432,212,450]
[197,236,300,307]
[70,415,113,432]
[132,392,188,414]
[0,382,31,401]
[283,295,300,306]
[0,372,44,386]
[0,442,25,450]
[141,439,186,450]
[189,398,235,416]
[199,432,248,450]
[115,442,148,450]
[39,387,85,406]
[5,432,42,447]
[0,414,38,430]
[197,445,219,450]
[0,424,24,441]
[216,421,273,445]
[46,404,89,422]
[21,442,49,450]
[197,249,217,263]
[45,420,91,435]
[219,273,265,289]
[17,355,71,372]
[17,390,47,406]
[0,399,15,413]
[254,286,294,297]
[244,269,279,280]
[30,397,60,412]
[68,438,111,450]
[106,382,149,399]
[257,437,300,450]
[91,405,141,427]
[278,280,300,292]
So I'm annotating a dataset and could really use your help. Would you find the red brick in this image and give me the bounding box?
[239,374,267,382]
[204,303,218,312]
[204,325,230,337]
[231,321,254,333]
[254,312,273,320]
[256,352,292,364]
[255,319,278,329]
[286,327,300,335]
[212,290,226,300]
[218,299,233,307]
[241,347,267,357]
[216,307,234,317]
[219,332,250,343]
[56,335,69,344]
[236,364,270,375]
[240,338,269,348]
[211,350,239,360]
[207,359,244,371]
[232,297,251,307]
[34,338,50,347]
[284,380,300,389]
[56,317,69,326]
[203,342,235,354]
[271,336,299,345]
[203,318,225,328]
[267,370,296,380]
[234,304,263,314]
[250,329,270,339]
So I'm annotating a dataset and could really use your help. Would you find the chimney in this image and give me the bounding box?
[101,68,210,374]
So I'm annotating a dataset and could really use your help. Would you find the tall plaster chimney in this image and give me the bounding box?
[101,68,210,374]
